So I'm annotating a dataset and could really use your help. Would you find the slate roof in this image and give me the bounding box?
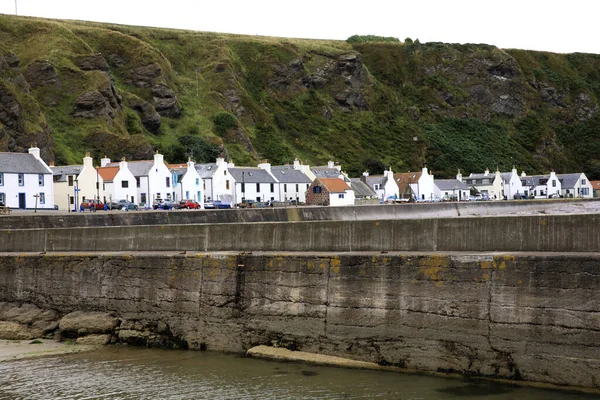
[556,173,582,189]
[51,165,83,182]
[270,166,312,183]
[0,152,50,174]
[195,163,218,179]
[311,167,341,178]
[319,178,351,193]
[106,160,153,177]
[349,179,377,198]
[229,167,276,183]
[520,174,552,187]
[435,179,469,191]
[364,175,387,188]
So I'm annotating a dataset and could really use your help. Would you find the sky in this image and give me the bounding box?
[0,0,598,54]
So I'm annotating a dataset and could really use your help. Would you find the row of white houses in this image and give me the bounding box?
[0,146,596,210]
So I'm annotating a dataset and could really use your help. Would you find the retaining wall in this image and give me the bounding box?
[0,213,598,253]
[1,252,599,389]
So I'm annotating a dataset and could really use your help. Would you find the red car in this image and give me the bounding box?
[179,200,200,209]
[80,199,104,210]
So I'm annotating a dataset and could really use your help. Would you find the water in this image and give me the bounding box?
[0,347,598,400]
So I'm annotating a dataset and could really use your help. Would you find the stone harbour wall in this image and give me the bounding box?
[1,252,599,389]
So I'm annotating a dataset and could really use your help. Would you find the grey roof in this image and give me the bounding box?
[195,163,217,179]
[0,152,50,174]
[106,160,153,177]
[229,167,276,183]
[51,165,83,182]
[349,179,377,198]
[520,174,551,187]
[556,173,582,189]
[364,175,387,188]
[311,167,341,178]
[270,166,312,183]
[436,179,469,191]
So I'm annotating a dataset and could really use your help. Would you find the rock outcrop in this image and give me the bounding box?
[23,61,61,89]
[128,96,161,133]
[76,53,110,71]
[152,84,180,118]
[73,91,115,119]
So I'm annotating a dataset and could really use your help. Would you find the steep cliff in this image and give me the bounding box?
[1,15,599,178]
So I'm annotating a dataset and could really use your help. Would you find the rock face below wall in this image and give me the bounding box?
[0,252,599,389]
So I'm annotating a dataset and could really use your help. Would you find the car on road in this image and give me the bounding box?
[115,199,138,210]
[204,201,215,209]
[80,199,104,210]
[153,199,176,210]
[179,200,200,209]
[213,201,231,209]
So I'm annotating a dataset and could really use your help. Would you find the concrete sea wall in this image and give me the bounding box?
[1,252,599,389]
[0,213,598,253]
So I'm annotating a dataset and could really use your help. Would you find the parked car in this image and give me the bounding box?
[204,201,215,209]
[179,200,200,209]
[154,199,175,210]
[213,200,231,209]
[115,199,138,210]
[237,200,256,208]
[80,199,104,210]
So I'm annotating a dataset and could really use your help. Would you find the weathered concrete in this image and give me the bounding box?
[0,213,598,253]
[0,252,599,389]
[0,199,597,229]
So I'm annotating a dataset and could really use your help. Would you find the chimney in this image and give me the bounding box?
[258,160,271,173]
[49,161,55,167]
[362,171,369,177]
[293,158,301,169]
[327,160,335,168]
[187,158,195,170]
[456,169,462,182]
[422,165,429,176]
[216,157,225,167]
[484,168,489,176]
[119,157,127,170]
[512,167,518,175]
[101,155,111,167]
[83,152,93,168]
[153,151,164,167]
[521,171,526,177]
[28,145,41,160]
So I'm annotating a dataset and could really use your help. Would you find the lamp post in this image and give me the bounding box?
[241,171,245,203]
[74,180,80,212]
[33,194,39,213]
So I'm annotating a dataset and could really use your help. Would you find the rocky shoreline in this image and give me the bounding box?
[0,302,186,349]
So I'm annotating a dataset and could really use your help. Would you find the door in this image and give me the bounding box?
[18,193,26,209]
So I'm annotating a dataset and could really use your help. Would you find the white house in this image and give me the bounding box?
[520,171,562,198]
[263,161,312,203]
[0,146,54,209]
[103,152,171,207]
[97,158,137,204]
[229,166,279,204]
[361,169,399,201]
[556,173,593,198]
[195,157,235,205]
[169,159,203,206]
[394,166,435,201]
[462,168,503,199]
[434,178,470,201]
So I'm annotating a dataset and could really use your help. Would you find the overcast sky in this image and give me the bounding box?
[0,0,598,54]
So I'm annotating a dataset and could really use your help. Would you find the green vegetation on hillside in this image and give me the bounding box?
[1,15,599,179]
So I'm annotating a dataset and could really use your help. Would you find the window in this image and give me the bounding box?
[284,184,287,192]
[313,186,322,194]
[121,180,129,188]
[338,194,344,199]
[241,183,245,192]
[296,184,299,192]
[186,191,190,199]
[582,188,589,196]
[224,170,227,176]
[166,177,170,188]
[196,178,200,185]
[38,174,44,186]
[0,173,3,186]
[482,179,489,184]
[0,193,5,204]
[256,183,260,192]
[552,180,556,187]
[68,176,74,186]
[226,180,230,190]
[18,174,24,186]
[374,184,380,190]
[270,183,274,192]
[582,179,587,185]
[39,193,45,204]
[136,177,140,188]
